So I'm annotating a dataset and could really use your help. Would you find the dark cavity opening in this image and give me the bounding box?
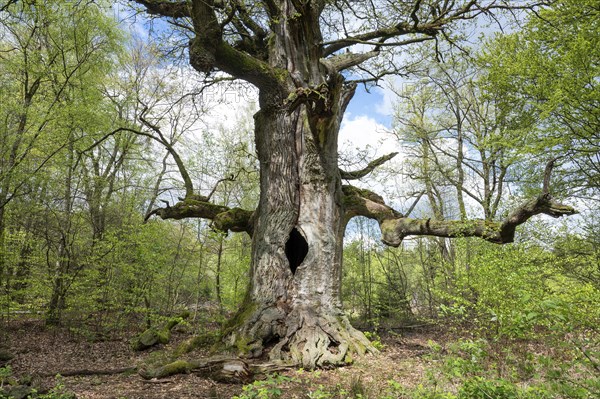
[328,340,340,354]
[285,227,308,274]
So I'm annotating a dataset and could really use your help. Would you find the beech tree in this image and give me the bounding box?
[133,0,576,368]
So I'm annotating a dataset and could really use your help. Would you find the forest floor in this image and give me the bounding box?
[2,319,441,399]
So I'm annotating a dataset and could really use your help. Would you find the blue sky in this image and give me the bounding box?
[345,85,394,128]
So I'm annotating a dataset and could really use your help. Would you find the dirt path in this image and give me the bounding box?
[3,321,437,398]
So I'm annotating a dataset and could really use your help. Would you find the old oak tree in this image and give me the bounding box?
[135,0,575,368]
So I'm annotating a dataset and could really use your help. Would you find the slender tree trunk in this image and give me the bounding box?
[0,205,5,295]
[46,139,75,326]
[215,237,224,314]
[455,109,467,221]
[193,222,206,322]
[47,259,66,325]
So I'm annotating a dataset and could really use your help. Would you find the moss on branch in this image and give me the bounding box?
[344,185,577,247]
[147,197,254,234]
[342,185,402,222]
[133,0,190,18]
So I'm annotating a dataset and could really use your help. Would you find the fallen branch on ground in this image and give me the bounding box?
[40,366,137,378]
[138,356,296,383]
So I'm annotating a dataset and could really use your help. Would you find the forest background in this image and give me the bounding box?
[0,0,598,398]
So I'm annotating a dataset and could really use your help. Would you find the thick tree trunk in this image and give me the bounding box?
[223,94,373,368]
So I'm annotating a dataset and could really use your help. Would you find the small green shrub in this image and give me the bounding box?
[306,385,334,399]
[34,377,77,399]
[458,378,520,399]
[363,331,385,351]
[233,374,294,399]
[349,376,367,398]
[0,370,75,399]
[0,366,12,388]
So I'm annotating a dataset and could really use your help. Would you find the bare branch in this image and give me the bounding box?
[82,124,196,200]
[145,151,170,218]
[322,0,548,57]
[321,50,380,73]
[411,0,423,27]
[322,23,440,56]
[543,157,559,194]
[138,110,195,199]
[340,152,398,180]
[132,0,190,18]
[206,172,239,202]
[233,0,267,39]
[404,191,425,217]
[322,35,434,51]
[0,0,18,13]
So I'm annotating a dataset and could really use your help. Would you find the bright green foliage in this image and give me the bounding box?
[0,0,257,334]
[363,331,385,351]
[481,0,600,195]
[233,374,295,399]
[343,220,417,328]
[341,219,600,398]
[0,0,127,327]
[0,366,12,389]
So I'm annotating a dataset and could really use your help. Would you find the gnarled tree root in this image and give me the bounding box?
[225,304,377,369]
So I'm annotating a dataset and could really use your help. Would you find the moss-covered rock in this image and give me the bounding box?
[131,315,188,351]
[131,327,170,351]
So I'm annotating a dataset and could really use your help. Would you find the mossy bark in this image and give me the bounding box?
[138,357,251,383]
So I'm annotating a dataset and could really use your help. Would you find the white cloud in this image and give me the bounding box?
[374,87,396,118]
[339,114,396,157]
[373,76,408,119]
[201,83,258,131]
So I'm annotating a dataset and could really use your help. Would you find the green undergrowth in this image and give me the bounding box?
[229,331,598,399]
[0,367,76,399]
[137,330,220,374]
[407,336,599,399]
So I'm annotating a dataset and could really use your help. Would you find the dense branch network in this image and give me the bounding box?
[132,0,550,91]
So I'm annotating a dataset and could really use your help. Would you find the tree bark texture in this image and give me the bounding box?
[224,81,374,368]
